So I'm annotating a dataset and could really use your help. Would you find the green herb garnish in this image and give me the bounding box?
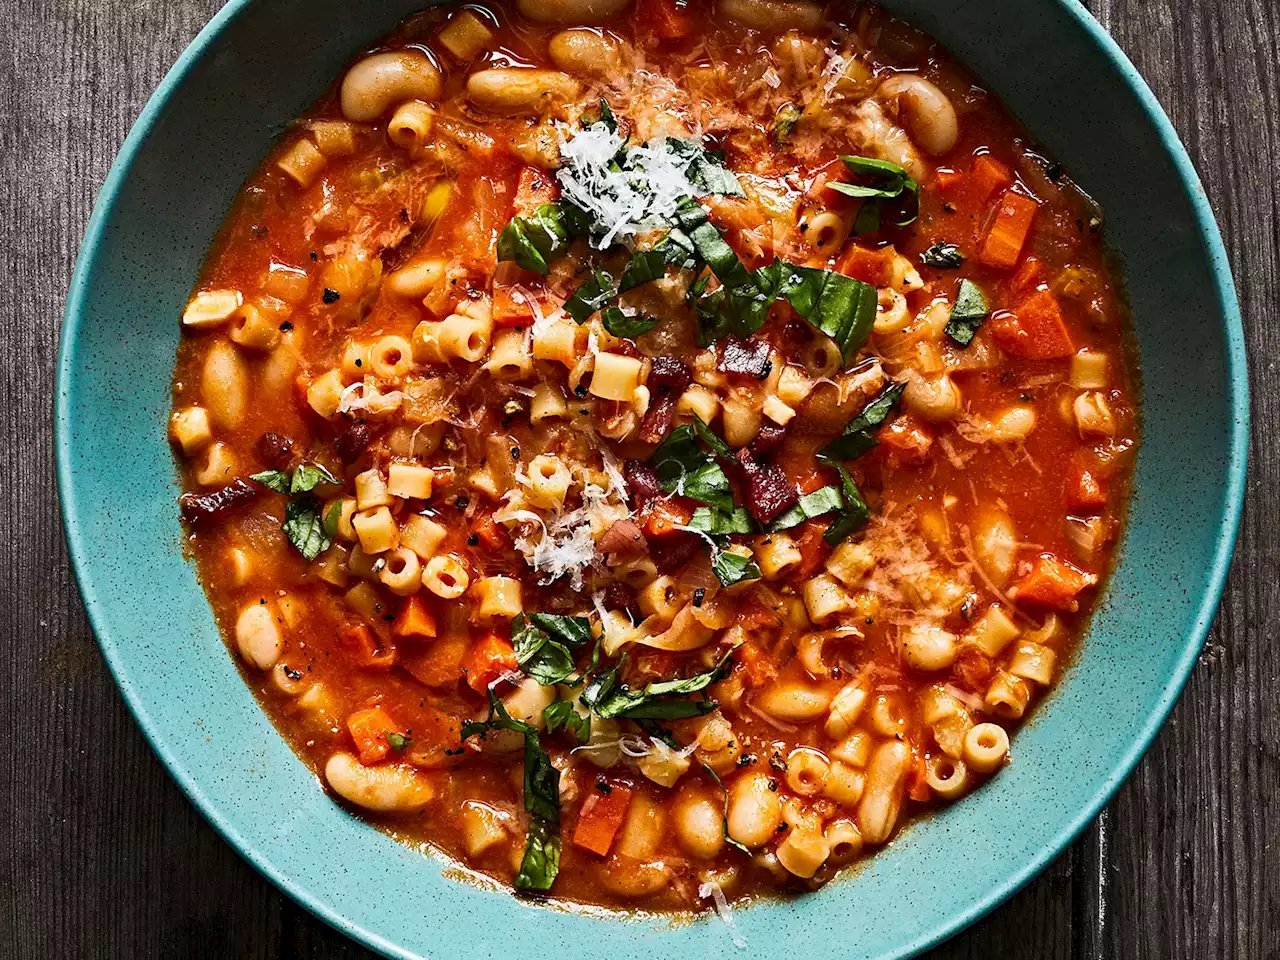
[921,242,965,268]
[823,465,871,545]
[819,381,906,462]
[767,485,844,531]
[945,279,989,346]
[543,700,591,744]
[512,614,590,686]
[600,306,660,339]
[564,268,616,324]
[281,495,332,561]
[688,506,757,535]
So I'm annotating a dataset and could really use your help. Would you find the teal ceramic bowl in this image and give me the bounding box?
[56,0,1248,956]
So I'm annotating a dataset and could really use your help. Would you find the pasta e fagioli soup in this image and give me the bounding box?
[168,0,1136,912]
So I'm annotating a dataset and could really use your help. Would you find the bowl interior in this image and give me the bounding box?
[56,0,1246,958]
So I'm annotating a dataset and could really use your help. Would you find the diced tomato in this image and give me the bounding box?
[807,158,856,207]
[492,285,536,328]
[513,165,559,216]
[735,640,779,688]
[639,0,694,39]
[969,154,1014,206]
[792,520,831,578]
[340,623,396,668]
[346,705,399,765]
[878,415,933,464]
[642,498,695,539]
[462,632,518,693]
[835,244,894,286]
[990,290,1074,359]
[952,648,994,692]
[572,784,634,856]
[978,188,1039,269]
[1068,466,1108,512]
[1007,255,1044,298]
[470,511,510,551]
[393,595,438,640]
[1010,554,1098,611]
[906,752,931,803]
[399,633,468,689]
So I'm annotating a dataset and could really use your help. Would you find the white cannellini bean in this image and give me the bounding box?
[720,0,823,31]
[235,603,282,670]
[466,69,582,115]
[517,0,632,24]
[856,740,910,844]
[548,29,621,78]
[324,752,435,812]
[876,74,959,156]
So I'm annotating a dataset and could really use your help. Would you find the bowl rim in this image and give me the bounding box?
[55,0,1249,956]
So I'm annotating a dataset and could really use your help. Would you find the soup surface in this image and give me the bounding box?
[169,0,1137,913]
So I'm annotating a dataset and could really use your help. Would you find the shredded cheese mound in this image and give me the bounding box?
[555,123,703,248]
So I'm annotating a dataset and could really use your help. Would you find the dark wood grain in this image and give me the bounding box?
[1,0,1273,956]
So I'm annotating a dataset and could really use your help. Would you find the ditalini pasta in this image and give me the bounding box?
[169,0,1137,912]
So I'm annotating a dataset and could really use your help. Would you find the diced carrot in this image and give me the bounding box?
[513,165,559,216]
[1068,466,1108,512]
[970,154,1014,206]
[340,623,396,669]
[642,498,695,540]
[807,158,855,207]
[399,633,468,689]
[470,511,509,551]
[1010,554,1099,611]
[952,648,994,692]
[462,632,518,693]
[572,784,634,856]
[1007,255,1044,298]
[492,285,535,328]
[640,0,693,39]
[347,705,398,765]
[793,520,831,578]
[932,167,965,197]
[835,244,894,286]
[990,289,1074,359]
[978,189,1039,269]
[393,595,438,640]
[878,415,933,464]
[907,752,931,803]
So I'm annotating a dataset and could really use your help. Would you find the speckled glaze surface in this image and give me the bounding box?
[54,0,1248,956]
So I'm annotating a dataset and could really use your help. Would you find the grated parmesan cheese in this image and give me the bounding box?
[698,881,747,949]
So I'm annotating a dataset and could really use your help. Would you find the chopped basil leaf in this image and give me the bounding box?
[591,97,618,135]
[768,485,844,531]
[512,614,580,686]
[921,242,965,268]
[601,306,660,339]
[386,731,411,753]
[832,156,919,231]
[691,413,735,461]
[618,248,668,292]
[773,103,802,145]
[564,268,616,324]
[526,614,592,648]
[497,203,572,276]
[665,138,745,198]
[651,425,733,511]
[580,652,626,712]
[702,763,751,855]
[289,461,338,494]
[322,500,343,539]
[543,700,591,744]
[250,470,291,493]
[682,461,734,513]
[462,690,562,891]
[819,381,906,462]
[823,465,871,545]
[591,648,735,719]
[281,495,332,561]
[945,279,989,346]
[777,264,878,365]
[516,815,561,893]
[711,546,762,587]
[688,506,757,535]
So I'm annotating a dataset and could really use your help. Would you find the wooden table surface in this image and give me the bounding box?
[3,0,1275,956]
